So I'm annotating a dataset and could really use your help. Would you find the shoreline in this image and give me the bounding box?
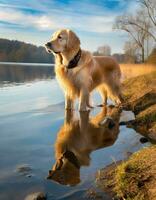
[94,71,156,200]
[0,61,54,66]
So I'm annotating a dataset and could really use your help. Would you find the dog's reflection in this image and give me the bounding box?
[47,106,121,186]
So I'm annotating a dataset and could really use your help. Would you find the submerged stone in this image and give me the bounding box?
[140,137,149,143]
[24,192,46,200]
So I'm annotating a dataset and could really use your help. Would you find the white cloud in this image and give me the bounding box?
[34,15,56,30]
[0,0,140,33]
[0,6,117,33]
[0,0,138,52]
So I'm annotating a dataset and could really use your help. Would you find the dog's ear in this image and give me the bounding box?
[66,30,80,51]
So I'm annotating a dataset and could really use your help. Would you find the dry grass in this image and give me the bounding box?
[122,70,156,101]
[120,64,156,81]
[96,69,156,200]
[121,70,156,137]
[96,146,156,200]
[114,146,156,200]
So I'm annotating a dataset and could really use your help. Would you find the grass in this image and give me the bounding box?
[122,69,156,103]
[121,68,156,138]
[137,110,156,124]
[96,66,156,200]
[113,146,156,200]
[115,160,148,200]
[120,64,156,81]
[96,146,156,200]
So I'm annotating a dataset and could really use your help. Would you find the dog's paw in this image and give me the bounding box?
[79,106,91,112]
[65,107,74,111]
[88,105,94,109]
[97,103,107,107]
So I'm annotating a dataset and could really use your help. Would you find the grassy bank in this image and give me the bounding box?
[122,70,156,140]
[96,146,156,200]
[96,69,156,200]
[120,64,156,80]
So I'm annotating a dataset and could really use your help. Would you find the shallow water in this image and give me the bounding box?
[0,64,150,200]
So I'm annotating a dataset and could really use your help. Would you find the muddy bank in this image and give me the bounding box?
[95,71,156,200]
[122,71,156,140]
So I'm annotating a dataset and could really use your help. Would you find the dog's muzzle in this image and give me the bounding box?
[45,42,53,53]
[46,42,52,48]
[45,42,60,54]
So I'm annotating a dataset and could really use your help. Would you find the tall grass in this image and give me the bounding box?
[120,64,156,81]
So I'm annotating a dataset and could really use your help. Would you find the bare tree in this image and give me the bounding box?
[113,10,150,62]
[127,5,156,41]
[123,41,138,63]
[139,0,156,27]
[93,45,111,56]
[97,45,111,56]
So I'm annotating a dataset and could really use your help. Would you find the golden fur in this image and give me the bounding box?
[47,106,121,186]
[45,29,123,111]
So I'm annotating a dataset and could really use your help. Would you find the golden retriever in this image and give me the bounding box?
[47,106,121,186]
[45,29,123,111]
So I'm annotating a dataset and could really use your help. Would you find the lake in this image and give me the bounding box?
[0,63,153,200]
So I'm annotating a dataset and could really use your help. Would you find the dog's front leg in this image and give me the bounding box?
[65,93,73,110]
[79,88,90,112]
[65,109,74,124]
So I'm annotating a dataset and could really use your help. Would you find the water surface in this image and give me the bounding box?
[0,64,150,200]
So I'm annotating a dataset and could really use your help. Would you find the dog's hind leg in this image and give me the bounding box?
[86,94,94,108]
[106,83,122,106]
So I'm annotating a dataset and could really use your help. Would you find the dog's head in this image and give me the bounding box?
[45,29,80,54]
[47,151,80,186]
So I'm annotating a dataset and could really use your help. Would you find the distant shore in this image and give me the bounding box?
[0,61,54,66]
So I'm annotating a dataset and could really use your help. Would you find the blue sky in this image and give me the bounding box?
[0,0,139,53]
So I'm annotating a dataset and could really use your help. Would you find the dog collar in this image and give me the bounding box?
[59,49,81,69]
[67,49,81,69]
[62,150,80,169]
[53,150,80,170]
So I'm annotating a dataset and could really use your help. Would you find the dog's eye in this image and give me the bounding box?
[58,35,62,39]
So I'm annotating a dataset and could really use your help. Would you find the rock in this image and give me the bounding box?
[24,192,46,200]
[16,164,32,173]
[16,164,33,177]
[140,137,149,143]
[26,174,34,178]
[119,121,127,126]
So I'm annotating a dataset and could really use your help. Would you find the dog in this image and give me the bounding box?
[45,29,123,111]
[47,106,121,186]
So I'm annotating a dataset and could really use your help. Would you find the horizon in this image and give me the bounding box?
[0,0,139,54]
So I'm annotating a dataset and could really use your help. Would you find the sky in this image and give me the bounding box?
[0,0,139,54]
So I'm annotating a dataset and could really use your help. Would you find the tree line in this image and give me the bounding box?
[0,39,54,63]
[93,43,156,64]
[0,64,54,83]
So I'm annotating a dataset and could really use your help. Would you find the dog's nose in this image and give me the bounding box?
[46,42,51,47]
